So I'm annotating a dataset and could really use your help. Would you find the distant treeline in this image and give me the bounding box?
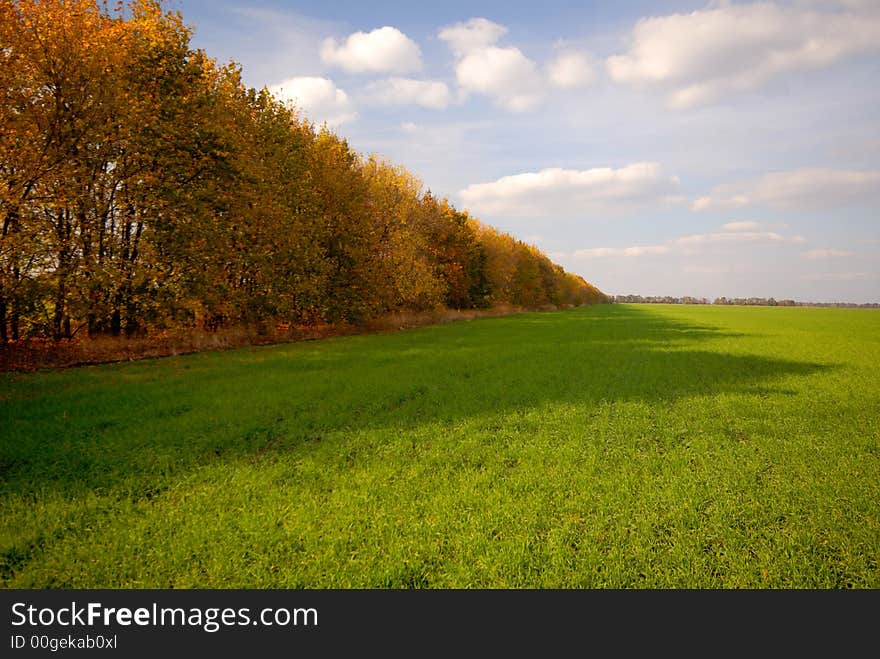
[613,295,879,309]
[0,1,606,345]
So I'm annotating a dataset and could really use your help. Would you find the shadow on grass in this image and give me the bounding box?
[1,304,830,500]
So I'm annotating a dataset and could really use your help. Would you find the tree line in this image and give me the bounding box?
[613,295,878,308]
[0,0,606,345]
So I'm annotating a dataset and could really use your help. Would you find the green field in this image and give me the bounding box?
[1,303,878,588]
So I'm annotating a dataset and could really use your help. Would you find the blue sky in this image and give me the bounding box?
[170,0,880,302]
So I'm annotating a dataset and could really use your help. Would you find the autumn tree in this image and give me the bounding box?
[357,158,445,313]
[414,196,488,309]
[0,0,605,347]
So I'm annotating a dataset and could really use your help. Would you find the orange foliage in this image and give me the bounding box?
[0,0,608,355]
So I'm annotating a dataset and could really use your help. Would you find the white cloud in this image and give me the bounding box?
[365,78,452,109]
[438,19,598,110]
[547,52,596,89]
[459,162,682,217]
[269,77,357,126]
[321,26,422,74]
[800,272,877,281]
[561,223,809,264]
[607,2,880,108]
[400,121,421,133]
[693,168,880,210]
[722,221,761,231]
[439,18,544,112]
[438,18,507,56]
[455,46,544,111]
[692,195,749,211]
[802,248,856,259]
[574,245,670,258]
[674,231,806,246]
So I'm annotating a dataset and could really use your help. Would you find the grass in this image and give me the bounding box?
[1,303,878,588]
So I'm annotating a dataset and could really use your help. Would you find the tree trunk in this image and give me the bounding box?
[111,299,121,337]
[10,305,19,342]
[0,295,7,345]
[53,283,65,341]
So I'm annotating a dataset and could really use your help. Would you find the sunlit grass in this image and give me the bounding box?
[1,304,878,587]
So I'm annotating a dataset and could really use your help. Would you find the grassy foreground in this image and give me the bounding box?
[1,304,878,588]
